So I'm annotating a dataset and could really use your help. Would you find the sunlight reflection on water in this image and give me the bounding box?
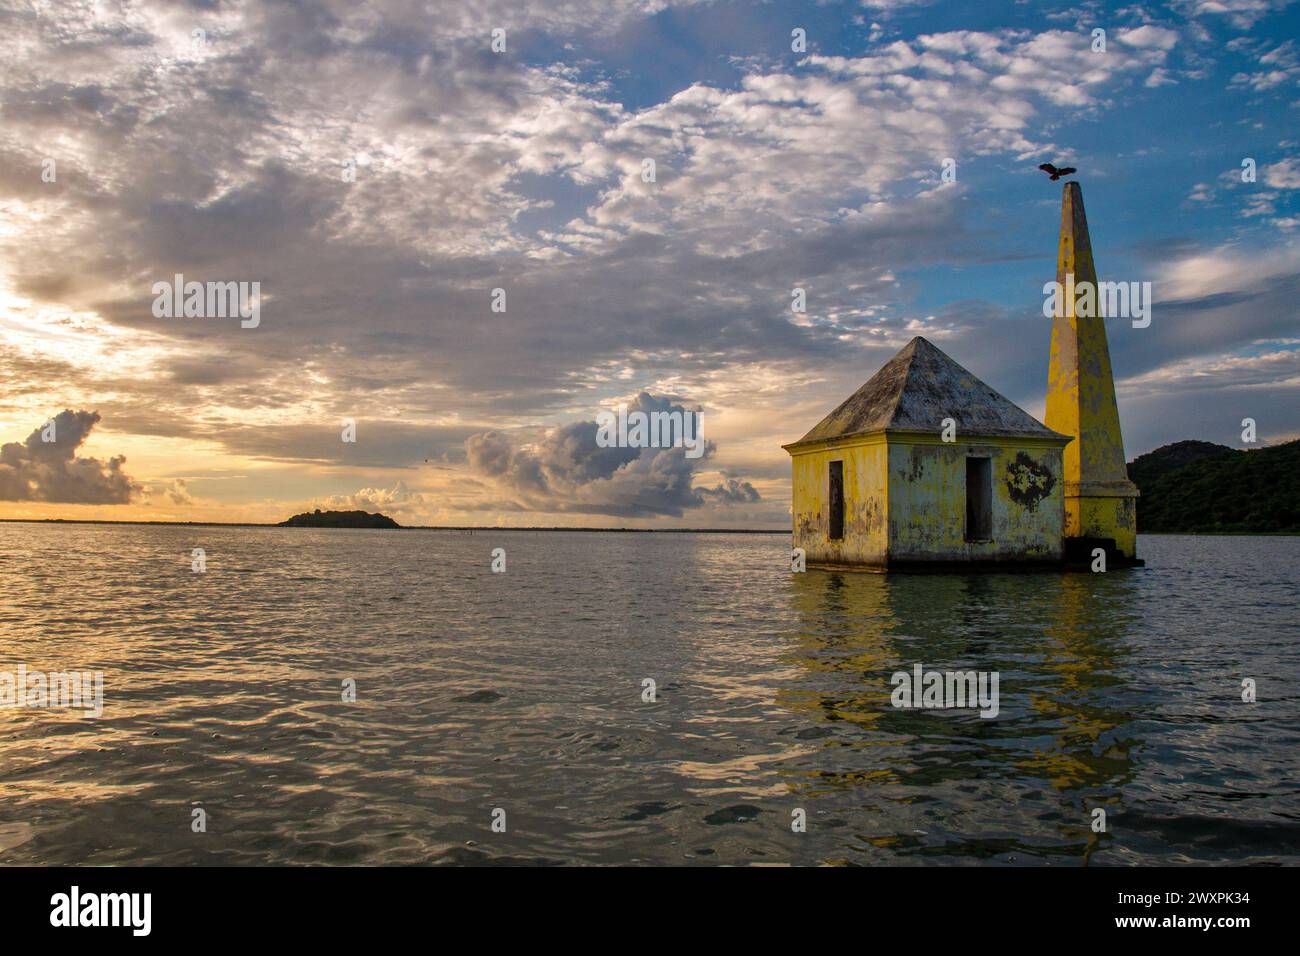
[0,524,1297,865]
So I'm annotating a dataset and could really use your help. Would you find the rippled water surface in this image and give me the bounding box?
[1,524,1297,865]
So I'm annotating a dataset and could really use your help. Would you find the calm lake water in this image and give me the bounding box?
[0,523,1297,866]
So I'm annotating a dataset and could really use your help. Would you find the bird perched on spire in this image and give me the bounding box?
[1039,162,1077,181]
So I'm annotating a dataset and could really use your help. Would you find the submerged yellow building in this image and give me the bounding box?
[783,336,1071,568]
[784,181,1139,570]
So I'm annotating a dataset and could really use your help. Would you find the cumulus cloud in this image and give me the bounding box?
[694,477,761,504]
[1199,154,1298,228]
[1228,37,1299,90]
[465,392,759,517]
[312,480,432,513]
[1118,26,1182,50]
[1177,0,1294,31]
[1265,157,1300,189]
[145,478,194,506]
[0,410,139,503]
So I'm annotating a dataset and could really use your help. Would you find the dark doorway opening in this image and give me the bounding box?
[966,456,992,541]
[828,460,845,541]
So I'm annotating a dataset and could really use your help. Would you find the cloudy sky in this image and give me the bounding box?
[0,0,1296,528]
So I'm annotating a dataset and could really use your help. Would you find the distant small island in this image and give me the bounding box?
[278,509,401,529]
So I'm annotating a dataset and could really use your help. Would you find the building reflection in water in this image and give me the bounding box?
[778,567,1142,863]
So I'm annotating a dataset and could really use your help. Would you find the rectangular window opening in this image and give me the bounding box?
[828,460,845,541]
[965,456,992,542]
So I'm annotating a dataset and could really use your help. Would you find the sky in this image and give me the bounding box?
[0,0,1296,528]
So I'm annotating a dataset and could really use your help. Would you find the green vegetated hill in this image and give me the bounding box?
[278,510,401,529]
[1127,440,1235,488]
[1129,439,1299,533]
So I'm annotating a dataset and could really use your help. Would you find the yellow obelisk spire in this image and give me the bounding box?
[1044,181,1139,561]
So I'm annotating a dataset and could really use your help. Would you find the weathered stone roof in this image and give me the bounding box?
[787,336,1068,447]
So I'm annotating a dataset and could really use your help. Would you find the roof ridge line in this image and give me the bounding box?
[787,335,1067,447]
[880,338,921,428]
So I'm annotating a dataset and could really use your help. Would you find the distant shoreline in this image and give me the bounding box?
[0,518,789,533]
[0,518,1294,535]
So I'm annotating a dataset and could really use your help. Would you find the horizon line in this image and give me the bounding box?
[0,518,789,533]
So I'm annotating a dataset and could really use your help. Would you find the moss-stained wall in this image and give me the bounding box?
[886,435,1065,562]
[788,432,1066,567]
[789,436,889,566]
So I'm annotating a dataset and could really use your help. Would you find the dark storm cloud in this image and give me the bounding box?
[694,477,761,504]
[465,391,758,518]
[0,410,139,503]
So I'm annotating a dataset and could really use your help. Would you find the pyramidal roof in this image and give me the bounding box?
[788,336,1067,447]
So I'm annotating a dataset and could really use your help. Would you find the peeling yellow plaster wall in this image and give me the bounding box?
[789,435,889,566]
[886,436,1065,563]
[788,433,1066,567]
